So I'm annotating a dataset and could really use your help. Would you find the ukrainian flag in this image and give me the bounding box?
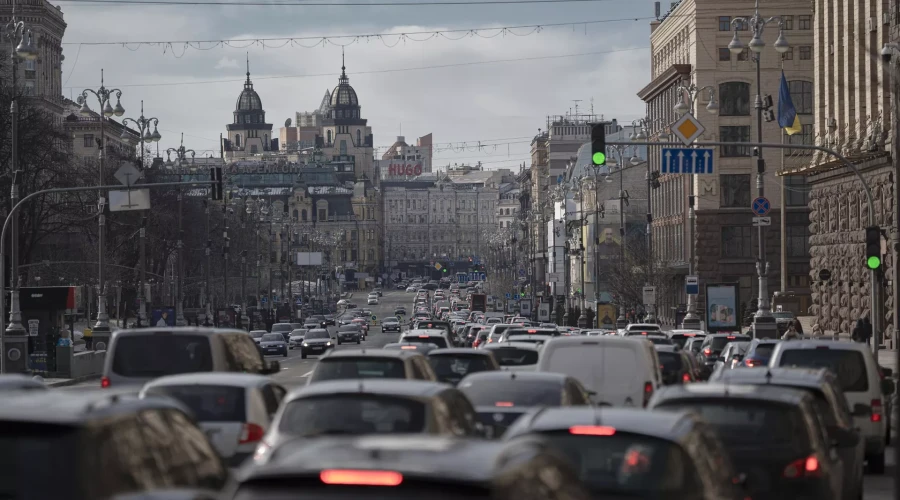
[778,71,803,135]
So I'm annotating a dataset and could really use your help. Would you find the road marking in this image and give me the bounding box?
[281,367,289,371]
[301,370,313,377]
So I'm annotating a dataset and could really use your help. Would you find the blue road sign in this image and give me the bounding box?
[661,148,714,174]
[261,297,267,304]
[685,275,699,295]
[518,269,526,277]
[751,197,771,216]
[506,293,511,299]
[449,261,455,268]
[457,272,468,284]
[480,272,487,281]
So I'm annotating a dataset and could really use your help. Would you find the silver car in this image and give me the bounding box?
[140,373,287,466]
[288,329,308,350]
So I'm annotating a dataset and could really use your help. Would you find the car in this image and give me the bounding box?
[336,325,362,345]
[644,334,674,345]
[499,327,560,343]
[406,286,417,293]
[259,333,289,357]
[336,299,349,306]
[0,374,47,391]
[307,315,328,328]
[768,339,896,473]
[324,314,336,326]
[270,323,294,341]
[697,333,752,371]
[381,316,402,333]
[308,349,437,383]
[227,435,591,500]
[253,379,484,462]
[710,341,751,378]
[299,329,335,359]
[666,329,706,348]
[249,330,266,344]
[0,390,228,498]
[427,348,500,385]
[740,338,781,368]
[504,407,744,499]
[367,297,379,305]
[303,319,321,330]
[710,367,865,499]
[482,342,542,371]
[101,327,281,389]
[654,345,697,385]
[383,342,441,354]
[400,331,451,349]
[650,383,844,500]
[394,307,407,316]
[373,288,383,297]
[288,328,308,349]
[140,373,288,467]
[458,371,592,438]
[350,318,369,338]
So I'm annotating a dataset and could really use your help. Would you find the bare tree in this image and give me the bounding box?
[600,233,678,312]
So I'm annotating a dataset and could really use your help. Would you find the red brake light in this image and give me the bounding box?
[495,401,514,407]
[871,399,883,422]
[684,333,696,337]
[239,423,265,444]
[527,329,537,333]
[400,346,417,350]
[703,348,712,356]
[726,336,736,339]
[100,376,110,389]
[320,470,403,486]
[641,332,648,335]
[643,381,654,407]
[418,335,430,338]
[682,372,691,383]
[783,455,821,478]
[744,359,757,367]
[569,425,616,436]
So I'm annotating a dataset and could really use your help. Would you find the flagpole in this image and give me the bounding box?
[780,56,788,296]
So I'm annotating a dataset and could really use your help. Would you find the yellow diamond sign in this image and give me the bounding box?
[434,262,442,271]
[671,112,706,146]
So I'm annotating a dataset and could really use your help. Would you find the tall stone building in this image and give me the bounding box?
[0,0,66,108]
[639,0,814,326]
[781,0,895,341]
[315,59,375,183]
[224,62,275,159]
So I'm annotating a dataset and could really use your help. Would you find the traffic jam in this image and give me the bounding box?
[0,277,895,500]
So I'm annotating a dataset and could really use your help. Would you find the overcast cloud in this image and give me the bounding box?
[58,0,653,169]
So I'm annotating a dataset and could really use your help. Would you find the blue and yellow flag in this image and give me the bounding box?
[778,71,802,135]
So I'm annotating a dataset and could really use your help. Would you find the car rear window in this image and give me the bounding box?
[488,347,539,366]
[339,326,360,332]
[459,380,561,407]
[279,395,426,435]
[710,336,749,351]
[0,423,77,499]
[310,359,407,382]
[656,400,811,449]
[111,334,213,377]
[778,349,869,392]
[428,355,493,384]
[272,324,293,333]
[506,328,558,337]
[402,336,448,348]
[657,352,683,373]
[646,337,672,345]
[144,385,246,422]
[749,343,777,359]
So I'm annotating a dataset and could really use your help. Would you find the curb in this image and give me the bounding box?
[47,374,101,388]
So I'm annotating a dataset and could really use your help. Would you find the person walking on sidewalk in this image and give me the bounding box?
[863,317,874,346]
[781,323,801,341]
[83,326,93,350]
[852,318,873,344]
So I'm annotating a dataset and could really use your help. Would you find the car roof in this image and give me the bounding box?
[654,345,681,352]
[459,371,567,385]
[653,382,812,405]
[772,339,872,352]
[428,348,494,357]
[404,330,446,336]
[112,327,247,339]
[483,342,541,351]
[321,348,422,360]
[510,407,702,442]
[712,367,836,390]
[287,379,451,401]
[142,372,273,389]
[0,390,191,425]
[707,333,751,338]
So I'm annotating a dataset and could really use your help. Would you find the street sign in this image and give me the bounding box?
[661,148,714,174]
[518,269,526,277]
[670,112,706,145]
[457,272,467,283]
[109,189,150,212]
[642,286,657,306]
[751,197,771,216]
[114,163,142,187]
[506,293,511,299]
[538,302,551,322]
[518,277,527,282]
[434,263,442,271]
[752,216,771,227]
[819,269,832,281]
[685,275,699,295]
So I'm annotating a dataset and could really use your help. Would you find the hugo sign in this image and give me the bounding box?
[387,163,423,177]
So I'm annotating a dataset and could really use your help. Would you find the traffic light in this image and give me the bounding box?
[442,267,448,273]
[210,166,223,201]
[591,123,606,166]
[865,226,882,270]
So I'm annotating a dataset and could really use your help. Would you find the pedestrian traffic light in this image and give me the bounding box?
[865,226,882,270]
[210,166,223,201]
[591,123,606,166]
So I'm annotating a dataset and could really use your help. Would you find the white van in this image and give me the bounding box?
[768,340,895,473]
[536,336,662,407]
[621,323,662,336]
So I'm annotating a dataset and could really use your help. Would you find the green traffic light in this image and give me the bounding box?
[867,256,881,269]
[592,151,606,165]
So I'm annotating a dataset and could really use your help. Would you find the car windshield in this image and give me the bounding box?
[111,334,213,377]
[272,324,293,332]
[0,423,78,499]
[428,355,493,384]
[262,334,284,342]
[311,358,407,382]
[402,336,448,348]
[144,385,246,422]
[249,331,265,338]
[541,432,702,496]
[278,395,426,435]
[459,380,561,407]
[487,347,539,366]
[306,330,330,340]
[710,336,749,351]
[383,317,399,323]
[657,351,683,373]
[778,349,869,392]
[748,343,778,359]
[656,400,811,449]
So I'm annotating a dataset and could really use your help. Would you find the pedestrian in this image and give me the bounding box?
[852,319,866,343]
[83,326,93,350]
[781,323,801,341]
[791,318,804,336]
[863,317,874,346]
[811,322,823,337]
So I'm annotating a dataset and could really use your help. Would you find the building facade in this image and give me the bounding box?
[0,0,66,106]
[639,0,814,326]
[377,134,434,180]
[314,61,375,183]
[224,65,275,159]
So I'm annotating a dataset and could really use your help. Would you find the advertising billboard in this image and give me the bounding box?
[377,159,426,179]
[705,283,740,332]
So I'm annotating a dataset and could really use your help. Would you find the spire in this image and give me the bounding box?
[339,46,348,84]
[245,52,252,88]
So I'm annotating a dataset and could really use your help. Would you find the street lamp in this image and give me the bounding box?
[77,70,125,349]
[2,9,39,372]
[165,134,196,327]
[730,1,789,337]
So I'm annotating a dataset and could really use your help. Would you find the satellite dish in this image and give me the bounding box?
[285,118,292,127]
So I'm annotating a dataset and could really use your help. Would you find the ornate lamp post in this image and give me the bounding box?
[164,134,196,327]
[77,70,125,348]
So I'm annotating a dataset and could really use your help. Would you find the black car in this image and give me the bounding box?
[697,333,752,371]
[394,307,407,316]
[337,325,362,345]
[381,316,402,333]
[259,333,289,357]
[324,314,336,326]
[303,319,320,330]
[308,315,328,328]
[427,348,500,386]
[300,329,334,359]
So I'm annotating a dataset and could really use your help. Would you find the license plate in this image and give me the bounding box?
[310,346,323,351]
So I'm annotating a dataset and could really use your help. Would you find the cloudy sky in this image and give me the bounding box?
[58,0,654,170]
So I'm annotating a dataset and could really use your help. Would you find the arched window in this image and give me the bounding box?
[234,134,242,148]
[340,140,347,154]
[788,80,814,114]
[356,129,361,146]
[301,209,308,221]
[327,130,333,144]
[292,209,298,220]
[718,82,751,116]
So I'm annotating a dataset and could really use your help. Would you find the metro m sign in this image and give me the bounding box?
[387,162,423,177]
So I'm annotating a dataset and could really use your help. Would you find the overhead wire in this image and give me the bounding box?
[58,0,624,7]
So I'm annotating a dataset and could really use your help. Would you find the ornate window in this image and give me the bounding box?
[718,82,751,116]
[234,134,241,148]
[327,130,332,144]
[340,140,347,154]
[719,174,751,208]
[719,126,751,157]
[788,81,813,114]
[787,225,809,257]
[784,176,809,207]
[301,209,307,221]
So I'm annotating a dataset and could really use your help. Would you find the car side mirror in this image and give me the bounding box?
[264,360,281,374]
[851,403,871,417]
[881,379,895,396]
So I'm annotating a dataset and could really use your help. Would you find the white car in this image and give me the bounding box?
[367,297,379,305]
[406,286,417,293]
[336,299,349,306]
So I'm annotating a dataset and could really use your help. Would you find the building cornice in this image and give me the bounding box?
[637,64,691,102]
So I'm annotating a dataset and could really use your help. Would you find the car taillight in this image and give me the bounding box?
[643,382,653,407]
[871,399,883,422]
[100,376,110,388]
[703,348,712,356]
[783,455,821,478]
[239,423,265,444]
[569,425,616,436]
[320,470,403,486]
[682,373,691,383]
[743,358,757,367]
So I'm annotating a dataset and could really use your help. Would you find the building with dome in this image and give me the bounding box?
[224,60,275,160]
